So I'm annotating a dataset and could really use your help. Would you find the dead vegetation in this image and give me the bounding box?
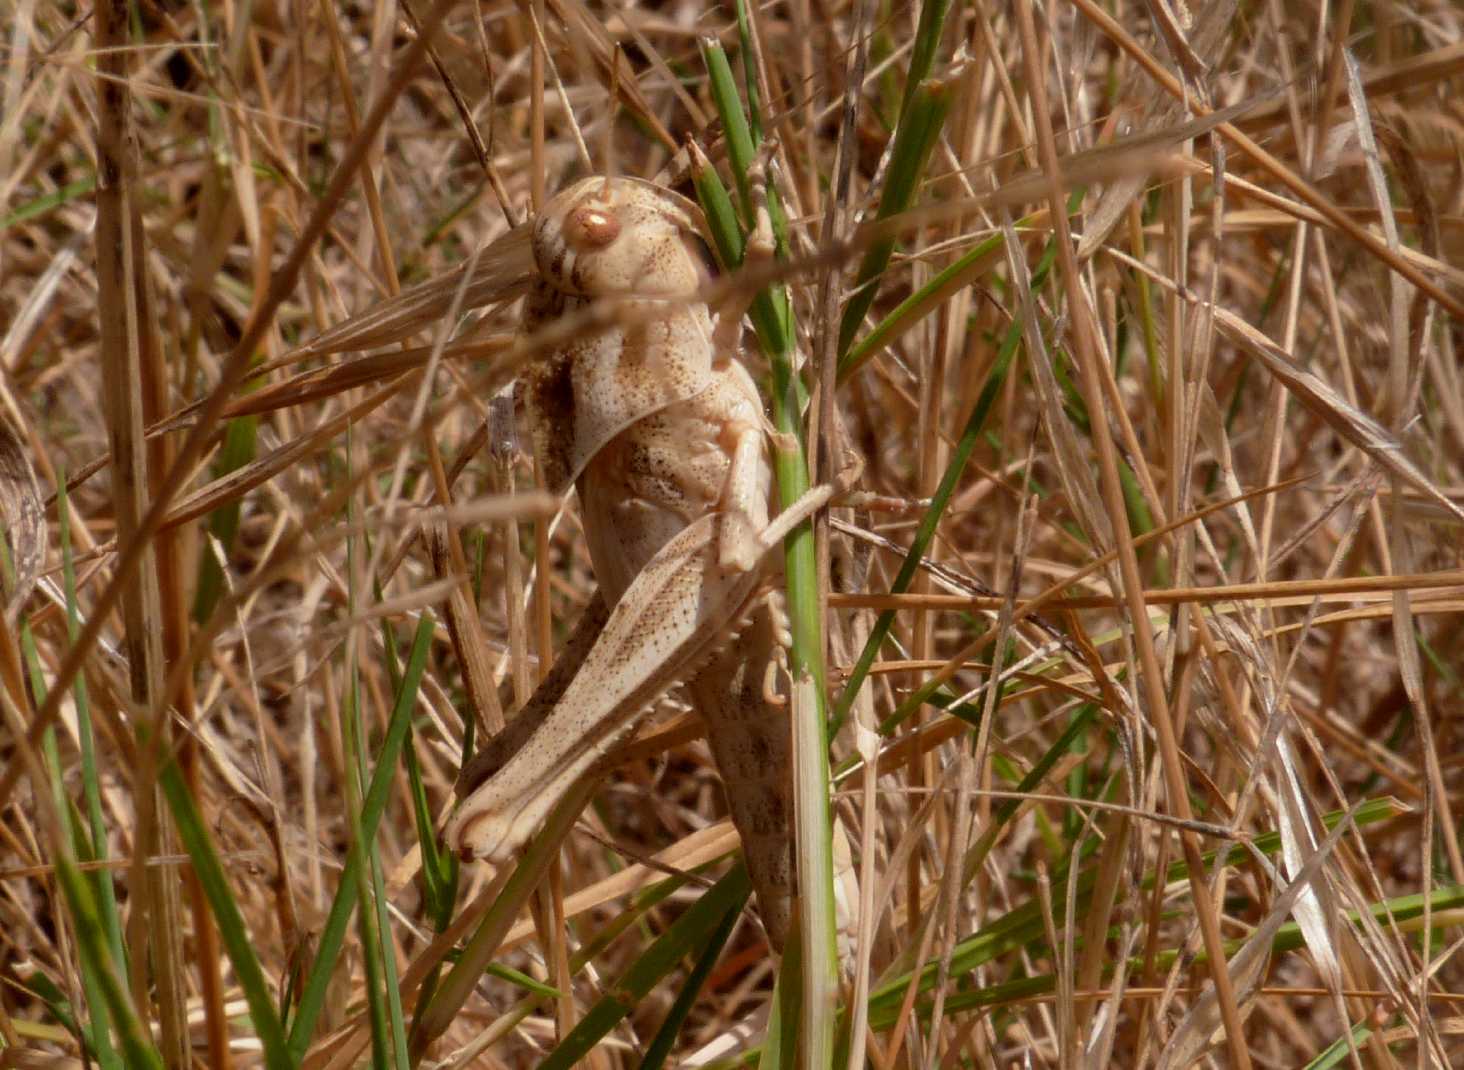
[1,0,1463,1065]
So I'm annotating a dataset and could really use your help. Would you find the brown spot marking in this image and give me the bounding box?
[527,351,578,491]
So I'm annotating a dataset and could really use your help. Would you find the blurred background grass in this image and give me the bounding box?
[1,0,1463,1065]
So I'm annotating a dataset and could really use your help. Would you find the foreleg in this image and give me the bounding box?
[718,422,767,572]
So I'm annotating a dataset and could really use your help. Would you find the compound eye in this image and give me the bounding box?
[565,205,621,248]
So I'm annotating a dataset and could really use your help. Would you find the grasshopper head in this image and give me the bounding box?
[532,176,718,299]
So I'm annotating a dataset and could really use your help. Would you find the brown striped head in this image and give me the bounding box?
[531,176,719,299]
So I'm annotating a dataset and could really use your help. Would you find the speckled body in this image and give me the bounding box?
[523,177,796,949]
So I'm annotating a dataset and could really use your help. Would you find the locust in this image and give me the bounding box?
[444,175,827,951]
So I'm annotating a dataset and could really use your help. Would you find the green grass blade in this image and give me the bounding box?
[0,177,98,230]
[416,864,713,1064]
[839,224,1015,384]
[58,474,127,974]
[836,79,952,365]
[406,725,459,931]
[374,567,460,940]
[157,758,293,1068]
[898,0,954,120]
[192,403,259,622]
[913,884,1464,1024]
[636,891,742,1070]
[702,40,778,246]
[345,773,391,1069]
[18,626,121,1069]
[832,198,1084,735]
[758,939,799,1070]
[702,41,758,219]
[869,797,1410,1013]
[340,494,397,1070]
[286,614,435,1059]
[700,39,793,336]
[485,963,563,999]
[830,307,1019,733]
[408,777,598,1057]
[733,0,763,147]
[537,865,753,1070]
[696,46,839,1059]
[10,491,128,1070]
[369,843,411,1070]
[51,853,163,1069]
[17,971,84,1050]
[401,719,459,1018]
[366,616,422,1070]
[1301,1015,1384,1070]
[691,155,747,270]
[858,704,1097,1000]
[962,705,1099,882]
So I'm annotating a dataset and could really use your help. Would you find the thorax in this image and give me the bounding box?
[576,359,769,603]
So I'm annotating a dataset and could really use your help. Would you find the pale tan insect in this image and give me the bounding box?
[447,175,814,950]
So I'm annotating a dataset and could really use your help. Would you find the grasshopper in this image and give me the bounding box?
[445,175,826,951]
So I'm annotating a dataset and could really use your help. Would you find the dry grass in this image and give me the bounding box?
[2,0,1463,1066]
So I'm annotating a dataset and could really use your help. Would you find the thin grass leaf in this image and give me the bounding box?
[898,0,955,119]
[0,177,99,231]
[20,651,121,1070]
[636,892,742,1070]
[485,963,564,999]
[699,39,793,339]
[733,0,763,146]
[51,852,163,1070]
[376,592,460,1030]
[697,46,839,1061]
[18,971,85,1051]
[52,476,126,1069]
[836,78,952,364]
[286,614,435,1058]
[870,798,1411,1013]
[852,703,1098,1010]
[57,477,127,973]
[157,759,292,1068]
[759,942,799,1070]
[402,720,458,1019]
[427,869,706,1064]
[839,223,1011,385]
[961,704,1099,882]
[407,725,459,932]
[348,823,391,1070]
[832,198,1082,735]
[831,307,1020,731]
[408,777,600,1056]
[1300,1014,1385,1070]
[538,865,753,1070]
[340,482,400,1070]
[370,844,412,1070]
[873,884,1464,1028]
[3,534,136,1070]
[691,154,747,270]
[193,401,259,623]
